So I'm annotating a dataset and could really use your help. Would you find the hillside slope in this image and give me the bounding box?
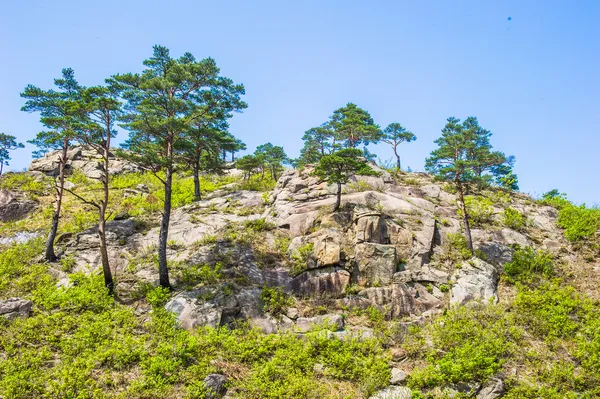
[0,153,598,398]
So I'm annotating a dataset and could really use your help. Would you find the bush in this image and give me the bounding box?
[245,218,275,232]
[407,304,521,389]
[462,196,495,227]
[441,232,472,263]
[504,246,553,283]
[514,282,588,339]
[290,242,314,275]
[557,204,600,242]
[261,286,292,316]
[503,207,526,231]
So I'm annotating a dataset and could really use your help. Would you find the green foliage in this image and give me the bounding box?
[290,242,314,275]
[145,286,172,307]
[0,133,24,173]
[503,207,526,231]
[261,286,293,316]
[557,203,600,242]
[0,172,50,198]
[441,232,472,263]
[514,282,587,339]
[180,262,223,287]
[504,246,553,283]
[254,142,288,182]
[539,191,600,242]
[313,148,378,186]
[0,241,390,399]
[407,304,521,389]
[462,195,494,227]
[245,218,275,232]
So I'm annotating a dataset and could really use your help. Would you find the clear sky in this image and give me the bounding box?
[1,1,598,204]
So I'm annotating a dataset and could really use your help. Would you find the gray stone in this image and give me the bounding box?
[476,376,505,399]
[355,212,387,244]
[0,298,33,319]
[476,241,513,267]
[203,373,227,398]
[451,258,498,305]
[165,291,222,330]
[0,189,37,222]
[295,313,344,332]
[369,386,412,399]
[360,283,442,318]
[355,243,397,286]
[390,368,408,385]
[290,268,350,297]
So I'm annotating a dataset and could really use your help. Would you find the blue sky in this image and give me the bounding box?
[1,1,598,204]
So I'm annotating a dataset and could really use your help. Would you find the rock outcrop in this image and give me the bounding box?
[0,189,37,222]
[0,298,33,319]
[29,146,141,178]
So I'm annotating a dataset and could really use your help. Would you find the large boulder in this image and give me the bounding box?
[312,229,342,267]
[360,282,442,318]
[0,189,37,222]
[290,268,350,297]
[0,298,33,319]
[451,258,499,305]
[165,291,223,330]
[29,146,141,178]
[355,243,397,286]
[354,211,387,244]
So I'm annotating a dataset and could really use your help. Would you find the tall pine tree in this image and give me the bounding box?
[111,46,246,289]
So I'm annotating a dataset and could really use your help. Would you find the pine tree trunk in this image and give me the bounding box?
[157,160,173,289]
[99,131,114,293]
[456,181,474,253]
[0,162,3,176]
[394,145,401,170]
[333,182,342,212]
[193,162,201,201]
[45,141,68,262]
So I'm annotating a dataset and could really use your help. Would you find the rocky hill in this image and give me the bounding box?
[0,151,598,399]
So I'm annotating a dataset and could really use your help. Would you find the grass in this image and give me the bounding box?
[0,240,391,399]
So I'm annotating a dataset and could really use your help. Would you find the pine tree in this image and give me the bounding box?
[65,85,122,292]
[329,103,381,148]
[381,122,416,170]
[111,45,246,289]
[0,133,24,175]
[426,117,515,253]
[313,148,378,212]
[254,143,288,182]
[21,68,83,262]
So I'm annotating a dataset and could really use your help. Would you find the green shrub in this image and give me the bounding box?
[407,304,521,389]
[290,242,314,275]
[462,196,495,227]
[503,207,526,231]
[557,204,600,242]
[514,282,591,339]
[441,232,472,263]
[504,246,553,283]
[245,218,275,232]
[261,286,292,316]
[0,172,50,198]
[180,262,223,287]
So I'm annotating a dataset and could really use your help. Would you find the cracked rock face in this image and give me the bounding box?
[0,189,37,222]
[451,258,499,305]
[0,298,33,319]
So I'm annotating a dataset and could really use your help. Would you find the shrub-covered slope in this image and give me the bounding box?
[0,158,599,398]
